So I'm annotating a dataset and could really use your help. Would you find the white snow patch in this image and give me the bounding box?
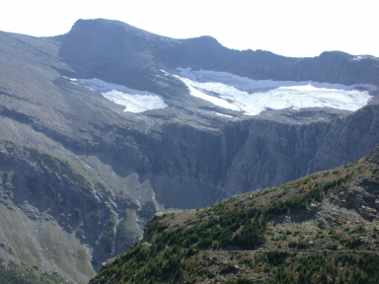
[353,55,365,61]
[73,78,167,113]
[102,90,167,113]
[352,55,378,62]
[213,112,235,119]
[174,69,372,116]
[179,78,240,111]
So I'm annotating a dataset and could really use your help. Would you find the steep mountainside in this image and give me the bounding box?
[0,262,66,284]
[0,141,148,283]
[91,147,379,284]
[0,18,379,282]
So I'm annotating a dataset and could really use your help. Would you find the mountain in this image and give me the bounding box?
[0,18,379,283]
[60,19,379,88]
[90,146,379,284]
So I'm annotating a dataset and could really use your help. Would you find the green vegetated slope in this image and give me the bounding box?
[91,147,379,284]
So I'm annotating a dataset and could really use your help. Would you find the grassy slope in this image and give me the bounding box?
[91,147,379,284]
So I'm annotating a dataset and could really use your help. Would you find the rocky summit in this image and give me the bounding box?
[0,18,379,283]
[91,146,379,284]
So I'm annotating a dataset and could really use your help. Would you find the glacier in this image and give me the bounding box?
[101,90,167,113]
[174,68,372,116]
[70,78,167,113]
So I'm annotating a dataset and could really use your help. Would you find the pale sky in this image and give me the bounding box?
[0,0,378,57]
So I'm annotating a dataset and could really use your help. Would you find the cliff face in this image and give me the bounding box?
[139,105,379,208]
[310,104,379,170]
[222,104,379,196]
[90,147,379,284]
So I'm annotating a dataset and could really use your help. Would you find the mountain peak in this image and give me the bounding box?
[70,18,150,36]
[319,50,353,59]
[186,35,220,45]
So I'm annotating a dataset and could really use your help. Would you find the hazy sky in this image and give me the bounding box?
[1,0,378,57]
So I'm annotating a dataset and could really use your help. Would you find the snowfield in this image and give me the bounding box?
[174,69,372,116]
[74,78,167,113]
[101,90,167,113]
